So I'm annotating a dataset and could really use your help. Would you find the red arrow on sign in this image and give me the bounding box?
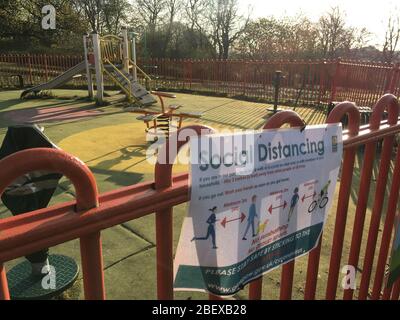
[302,192,317,202]
[221,212,246,228]
[268,201,287,214]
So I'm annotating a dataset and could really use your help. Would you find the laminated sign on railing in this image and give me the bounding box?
[174,123,343,296]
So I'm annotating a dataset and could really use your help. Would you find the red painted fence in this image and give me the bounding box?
[0,94,400,300]
[0,54,84,87]
[1,54,399,108]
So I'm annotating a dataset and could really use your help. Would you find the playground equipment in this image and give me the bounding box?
[0,125,78,299]
[128,91,203,140]
[19,28,201,138]
[20,62,86,98]
[21,28,157,108]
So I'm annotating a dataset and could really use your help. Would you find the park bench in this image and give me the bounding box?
[328,102,377,127]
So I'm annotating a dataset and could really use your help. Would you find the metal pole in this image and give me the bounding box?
[387,63,400,94]
[274,71,282,113]
[330,58,341,103]
[154,125,214,300]
[0,264,10,300]
[268,70,282,114]
[80,232,105,300]
[321,103,360,300]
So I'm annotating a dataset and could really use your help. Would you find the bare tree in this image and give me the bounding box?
[135,0,167,32]
[181,0,209,54]
[166,0,181,26]
[318,7,345,58]
[382,14,400,63]
[162,0,182,55]
[353,27,372,49]
[72,0,103,32]
[207,0,249,59]
[184,0,207,31]
[317,7,362,58]
[103,0,131,34]
[72,0,129,33]
[235,15,319,60]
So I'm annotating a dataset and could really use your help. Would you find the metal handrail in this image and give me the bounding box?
[128,59,152,81]
[128,59,155,91]
[103,59,133,102]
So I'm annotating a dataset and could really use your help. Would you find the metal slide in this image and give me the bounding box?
[20,61,87,98]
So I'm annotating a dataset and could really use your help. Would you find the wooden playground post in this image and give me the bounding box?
[92,32,104,104]
[318,60,327,104]
[83,33,94,99]
[122,27,130,75]
[129,31,138,82]
[27,54,33,85]
[43,54,49,82]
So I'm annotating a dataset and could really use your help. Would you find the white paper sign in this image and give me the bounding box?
[174,124,343,296]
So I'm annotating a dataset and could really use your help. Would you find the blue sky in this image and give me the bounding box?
[239,0,399,47]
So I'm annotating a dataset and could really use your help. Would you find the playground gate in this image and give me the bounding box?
[1,94,400,300]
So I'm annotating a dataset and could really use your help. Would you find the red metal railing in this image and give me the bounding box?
[0,95,400,300]
[0,54,85,88]
[1,54,400,107]
[145,58,400,108]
